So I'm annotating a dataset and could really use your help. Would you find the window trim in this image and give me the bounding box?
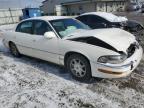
[16,19,60,38]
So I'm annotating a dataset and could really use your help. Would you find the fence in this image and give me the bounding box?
[0,8,22,25]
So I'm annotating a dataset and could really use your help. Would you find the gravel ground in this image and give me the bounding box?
[0,16,144,108]
[0,37,144,108]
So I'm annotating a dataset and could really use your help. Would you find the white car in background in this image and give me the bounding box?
[76,12,144,36]
[2,16,143,81]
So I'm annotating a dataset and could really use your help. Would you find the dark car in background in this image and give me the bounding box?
[142,4,144,13]
[125,20,144,34]
[76,12,144,36]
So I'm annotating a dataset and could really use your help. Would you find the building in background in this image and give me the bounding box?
[0,8,22,25]
[40,0,127,16]
[62,0,126,15]
[40,0,78,15]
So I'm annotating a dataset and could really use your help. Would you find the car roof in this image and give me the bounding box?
[78,12,119,22]
[24,16,71,21]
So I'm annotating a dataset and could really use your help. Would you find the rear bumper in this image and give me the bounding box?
[91,46,143,78]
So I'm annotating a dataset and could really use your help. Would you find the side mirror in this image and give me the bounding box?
[44,31,56,39]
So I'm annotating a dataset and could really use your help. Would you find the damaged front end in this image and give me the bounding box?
[68,36,118,52]
[68,36,140,63]
[65,34,143,78]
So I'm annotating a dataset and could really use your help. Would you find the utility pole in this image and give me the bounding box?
[9,8,14,24]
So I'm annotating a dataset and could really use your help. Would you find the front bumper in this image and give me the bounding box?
[91,46,143,78]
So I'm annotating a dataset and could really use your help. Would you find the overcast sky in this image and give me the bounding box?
[0,0,43,9]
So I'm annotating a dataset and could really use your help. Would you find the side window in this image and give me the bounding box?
[33,20,52,35]
[76,15,88,24]
[16,21,33,34]
[87,15,108,29]
[87,15,105,23]
[87,15,96,23]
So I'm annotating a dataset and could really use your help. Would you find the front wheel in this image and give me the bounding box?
[66,54,92,81]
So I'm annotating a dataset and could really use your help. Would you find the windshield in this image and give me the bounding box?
[50,18,90,38]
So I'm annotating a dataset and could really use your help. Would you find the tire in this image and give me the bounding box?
[66,54,92,81]
[135,26,141,32]
[9,42,21,57]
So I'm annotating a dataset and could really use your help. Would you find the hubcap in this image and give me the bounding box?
[70,59,86,77]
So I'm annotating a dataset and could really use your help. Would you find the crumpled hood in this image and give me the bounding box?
[64,28,136,52]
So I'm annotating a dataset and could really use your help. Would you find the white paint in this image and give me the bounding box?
[81,12,128,22]
[2,16,143,78]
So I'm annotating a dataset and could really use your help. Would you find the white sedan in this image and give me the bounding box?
[2,16,143,81]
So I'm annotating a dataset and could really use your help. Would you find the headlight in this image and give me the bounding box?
[98,54,127,64]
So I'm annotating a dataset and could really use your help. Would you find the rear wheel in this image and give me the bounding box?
[66,54,92,81]
[135,25,141,33]
[9,42,21,57]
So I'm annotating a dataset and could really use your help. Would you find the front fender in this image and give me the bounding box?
[59,39,119,65]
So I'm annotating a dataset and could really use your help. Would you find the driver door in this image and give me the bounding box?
[31,20,60,64]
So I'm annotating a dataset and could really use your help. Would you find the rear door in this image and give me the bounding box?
[15,20,36,56]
